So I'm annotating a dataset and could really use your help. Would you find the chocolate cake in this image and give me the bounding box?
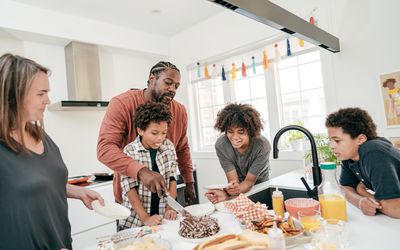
[178,214,220,239]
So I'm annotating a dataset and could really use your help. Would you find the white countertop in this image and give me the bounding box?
[158,212,242,249]
[266,170,399,250]
[156,169,399,250]
[247,169,308,197]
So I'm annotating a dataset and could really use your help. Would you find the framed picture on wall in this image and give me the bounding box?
[389,137,400,150]
[379,70,400,127]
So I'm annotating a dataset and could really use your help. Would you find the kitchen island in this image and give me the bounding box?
[157,169,399,250]
[249,169,399,250]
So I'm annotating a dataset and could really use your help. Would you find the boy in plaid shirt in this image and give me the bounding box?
[119,103,178,229]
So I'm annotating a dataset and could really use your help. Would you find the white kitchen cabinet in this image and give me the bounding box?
[68,182,116,249]
[72,222,115,250]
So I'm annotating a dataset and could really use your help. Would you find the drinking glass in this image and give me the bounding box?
[298,209,321,232]
[321,219,349,249]
[309,218,349,249]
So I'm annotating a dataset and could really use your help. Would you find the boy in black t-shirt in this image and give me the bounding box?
[326,107,400,218]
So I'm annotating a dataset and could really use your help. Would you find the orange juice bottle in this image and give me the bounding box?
[272,187,284,218]
[318,162,347,221]
[319,194,347,221]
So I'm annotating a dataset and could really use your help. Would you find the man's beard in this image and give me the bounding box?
[151,90,174,104]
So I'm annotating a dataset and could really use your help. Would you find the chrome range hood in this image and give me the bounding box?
[48,41,108,111]
[208,0,340,53]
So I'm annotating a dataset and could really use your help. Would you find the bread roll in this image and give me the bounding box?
[239,230,269,247]
[237,246,268,250]
[197,234,238,250]
[204,239,248,250]
[196,231,269,250]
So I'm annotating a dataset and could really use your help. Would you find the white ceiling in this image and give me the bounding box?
[10,0,224,37]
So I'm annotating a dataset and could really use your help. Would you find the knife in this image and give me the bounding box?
[164,193,191,216]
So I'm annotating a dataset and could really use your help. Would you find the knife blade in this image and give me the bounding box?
[165,193,191,216]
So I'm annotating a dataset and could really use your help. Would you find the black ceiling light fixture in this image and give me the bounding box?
[207,0,340,53]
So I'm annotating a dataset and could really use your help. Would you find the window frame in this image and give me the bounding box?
[187,46,326,153]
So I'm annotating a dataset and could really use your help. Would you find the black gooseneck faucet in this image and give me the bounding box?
[272,125,322,199]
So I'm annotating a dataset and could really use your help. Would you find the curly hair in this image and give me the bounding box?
[325,107,377,140]
[134,102,171,130]
[214,103,263,138]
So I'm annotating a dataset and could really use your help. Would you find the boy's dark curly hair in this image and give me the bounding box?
[325,107,377,140]
[214,103,263,138]
[134,102,171,130]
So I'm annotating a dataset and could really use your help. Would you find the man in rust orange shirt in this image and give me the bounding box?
[97,61,196,205]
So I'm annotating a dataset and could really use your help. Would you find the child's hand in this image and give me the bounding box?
[225,181,240,196]
[205,189,229,204]
[143,214,162,226]
[164,209,177,220]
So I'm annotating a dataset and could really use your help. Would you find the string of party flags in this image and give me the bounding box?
[195,15,317,81]
[195,39,292,81]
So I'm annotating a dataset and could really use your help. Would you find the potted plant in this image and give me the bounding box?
[304,134,340,165]
[287,121,306,151]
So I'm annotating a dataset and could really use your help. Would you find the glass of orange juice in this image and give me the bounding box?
[298,209,321,232]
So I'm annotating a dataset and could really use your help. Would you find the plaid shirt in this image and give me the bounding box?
[119,136,178,228]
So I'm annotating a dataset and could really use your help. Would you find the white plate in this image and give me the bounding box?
[203,184,229,190]
[111,228,141,243]
[92,200,130,220]
[113,237,171,250]
[285,219,305,248]
[178,232,220,244]
[215,202,231,213]
[184,202,215,216]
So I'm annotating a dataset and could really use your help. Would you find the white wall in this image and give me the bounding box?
[0,35,23,55]
[328,0,400,138]
[99,50,167,96]
[0,0,170,56]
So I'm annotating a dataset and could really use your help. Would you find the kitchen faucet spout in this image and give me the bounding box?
[272,125,322,193]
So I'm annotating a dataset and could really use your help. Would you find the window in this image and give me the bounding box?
[188,42,326,152]
[278,50,327,133]
[194,78,225,147]
[232,65,271,140]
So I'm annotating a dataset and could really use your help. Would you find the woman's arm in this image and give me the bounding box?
[66,184,104,209]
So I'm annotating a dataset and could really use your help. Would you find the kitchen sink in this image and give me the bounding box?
[248,187,309,209]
